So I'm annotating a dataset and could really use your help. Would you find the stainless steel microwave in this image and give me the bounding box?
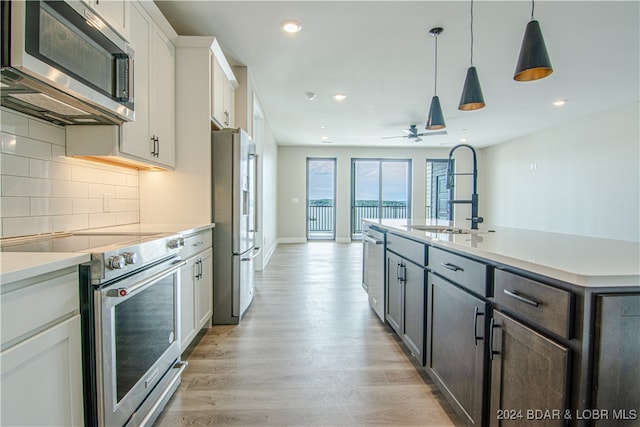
[1,0,134,125]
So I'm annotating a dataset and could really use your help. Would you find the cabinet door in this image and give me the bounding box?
[149,26,175,167]
[428,274,487,425]
[180,257,197,351]
[121,3,151,160]
[196,248,213,329]
[402,261,425,365]
[489,310,569,427]
[385,252,403,335]
[211,55,226,127]
[223,78,235,128]
[90,0,130,41]
[593,294,640,427]
[1,315,83,427]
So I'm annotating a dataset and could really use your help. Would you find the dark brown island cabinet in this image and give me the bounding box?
[385,232,427,365]
[370,225,639,427]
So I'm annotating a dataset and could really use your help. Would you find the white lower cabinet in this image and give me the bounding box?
[180,229,213,351]
[1,265,84,427]
[1,315,84,427]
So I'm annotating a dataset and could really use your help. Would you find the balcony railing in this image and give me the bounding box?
[308,205,334,232]
[352,204,408,234]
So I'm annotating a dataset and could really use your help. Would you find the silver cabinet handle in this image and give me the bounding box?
[441,262,463,272]
[363,235,383,245]
[503,289,540,307]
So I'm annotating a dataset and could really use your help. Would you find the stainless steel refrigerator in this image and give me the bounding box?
[212,128,258,324]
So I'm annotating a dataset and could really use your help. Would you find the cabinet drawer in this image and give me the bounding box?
[429,247,489,297]
[182,229,213,258]
[494,269,573,339]
[1,269,79,349]
[386,233,426,266]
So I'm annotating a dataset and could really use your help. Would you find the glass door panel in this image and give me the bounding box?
[307,158,336,240]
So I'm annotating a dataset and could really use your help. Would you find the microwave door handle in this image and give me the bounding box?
[128,56,135,105]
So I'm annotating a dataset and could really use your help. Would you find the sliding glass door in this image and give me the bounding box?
[351,159,411,238]
[307,158,336,240]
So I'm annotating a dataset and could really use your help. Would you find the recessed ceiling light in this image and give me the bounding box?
[321,136,330,141]
[552,99,568,107]
[333,93,347,101]
[281,20,302,33]
[320,126,326,129]
[459,138,469,142]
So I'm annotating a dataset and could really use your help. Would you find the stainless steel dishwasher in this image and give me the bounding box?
[362,224,386,322]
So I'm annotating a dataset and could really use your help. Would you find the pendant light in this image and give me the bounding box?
[514,0,553,81]
[426,27,445,130]
[458,0,485,111]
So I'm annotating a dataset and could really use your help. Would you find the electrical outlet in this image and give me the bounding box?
[103,193,112,212]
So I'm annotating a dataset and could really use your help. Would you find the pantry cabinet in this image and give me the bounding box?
[121,2,175,169]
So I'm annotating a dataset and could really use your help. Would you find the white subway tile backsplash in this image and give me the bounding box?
[2,216,52,238]
[29,120,65,145]
[116,185,138,199]
[89,212,117,228]
[73,198,102,214]
[30,198,73,216]
[53,214,89,232]
[2,176,51,197]
[72,165,102,183]
[126,199,139,212]
[116,211,138,225]
[29,158,51,179]
[1,197,30,217]
[50,161,72,181]
[88,183,116,198]
[1,109,29,137]
[52,180,89,198]
[103,170,127,186]
[1,110,140,237]
[1,153,29,177]
[1,133,51,160]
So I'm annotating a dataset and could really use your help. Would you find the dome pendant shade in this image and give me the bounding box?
[458,66,485,111]
[426,96,446,130]
[514,19,553,81]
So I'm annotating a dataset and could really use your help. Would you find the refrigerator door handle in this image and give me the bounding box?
[249,153,259,233]
[241,247,262,261]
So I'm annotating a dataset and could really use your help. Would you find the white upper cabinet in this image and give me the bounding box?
[121,2,175,169]
[210,40,239,129]
[82,0,130,41]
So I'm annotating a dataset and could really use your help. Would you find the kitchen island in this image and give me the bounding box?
[363,218,639,427]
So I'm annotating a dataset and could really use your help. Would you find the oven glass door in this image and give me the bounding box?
[97,258,183,427]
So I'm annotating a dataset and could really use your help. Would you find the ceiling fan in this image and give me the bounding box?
[381,125,447,142]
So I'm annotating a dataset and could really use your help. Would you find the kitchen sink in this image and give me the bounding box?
[409,225,472,234]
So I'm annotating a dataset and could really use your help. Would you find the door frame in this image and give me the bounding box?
[306,157,337,240]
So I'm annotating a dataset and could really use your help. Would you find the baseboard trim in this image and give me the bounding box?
[263,240,278,267]
[277,237,307,244]
[336,237,353,244]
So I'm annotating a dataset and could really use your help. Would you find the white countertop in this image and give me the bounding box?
[0,252,91,285]
[365,219,640,288]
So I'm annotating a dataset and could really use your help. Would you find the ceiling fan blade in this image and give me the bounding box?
[381,135,408,139]
[416,130,448,137]
[414,137,423,142]
[401,129,412,135]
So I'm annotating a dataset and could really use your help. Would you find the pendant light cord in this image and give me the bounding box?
[434,34,438,95]
[531,0,535,19]
[470,0,474,66]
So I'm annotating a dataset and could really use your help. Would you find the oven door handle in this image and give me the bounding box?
[106,260,186,298]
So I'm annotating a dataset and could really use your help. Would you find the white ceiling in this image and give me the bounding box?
[154,1,639,148]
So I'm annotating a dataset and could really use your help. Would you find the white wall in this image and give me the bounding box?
[277,146,474,242]
[0,109,140,238]
[481,102,640,242]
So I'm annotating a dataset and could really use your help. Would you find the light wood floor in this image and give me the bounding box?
[155,242,463,426]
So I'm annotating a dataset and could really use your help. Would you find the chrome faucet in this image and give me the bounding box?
[446,144,484,229]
